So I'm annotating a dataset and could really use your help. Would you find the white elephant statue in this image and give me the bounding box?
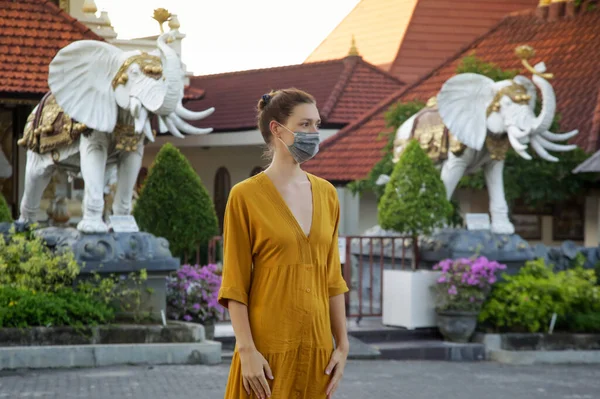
[17,31,214,233]
[381,46,579,235]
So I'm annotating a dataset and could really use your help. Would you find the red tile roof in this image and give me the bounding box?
[304,7,600,182]
[185,56,404,132]
[0,0,104,96]
[182,86,205,102]
[388,0,539,83]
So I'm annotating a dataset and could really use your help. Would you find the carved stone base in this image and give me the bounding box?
[419,228,536,275]
[34,226,179,273]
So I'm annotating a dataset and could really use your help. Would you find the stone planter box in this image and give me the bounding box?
[382,269,441,329]
[0,321,207,347]
[473,332,600,364]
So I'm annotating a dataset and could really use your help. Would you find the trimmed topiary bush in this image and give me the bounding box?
[0,194,11,223]
[378,139,453,236]
[378,139,453,266]
[133,143,219,259]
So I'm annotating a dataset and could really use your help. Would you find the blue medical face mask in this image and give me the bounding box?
[277,123,320,164]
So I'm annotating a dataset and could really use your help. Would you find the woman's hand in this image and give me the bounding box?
[239,347,274,399]
[325,344,349,398]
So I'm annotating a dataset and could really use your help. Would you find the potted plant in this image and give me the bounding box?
[379,139,454,329]
[166,263,224,340]
[432,256,506,342]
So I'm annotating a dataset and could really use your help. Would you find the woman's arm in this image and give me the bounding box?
[229,301,273,399]
[325,294,349,398]
[217,186,273,399]
[329,294,349,353]
[324,191,350,398]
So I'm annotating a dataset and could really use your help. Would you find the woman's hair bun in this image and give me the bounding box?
[258,93,271,111]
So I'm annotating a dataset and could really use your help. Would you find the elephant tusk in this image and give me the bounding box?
[163,115,185,138]
[531,138,559,162]
[507,126,529,140]
[176,103,215,121]
[515,148,533,161]
[169,113,213,135]
[158,116,169,134]
[143,118,154,143]
[130,98,141,119]
[532,135,577,152]
[507,132,528,152]
[134,107,148,134]
[540,129,579,142]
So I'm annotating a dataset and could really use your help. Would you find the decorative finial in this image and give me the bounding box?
[153,8,172,34]
[515,45,554,80]
[82,0,98,14]
[168,14,181,30]
[348,35,359,57]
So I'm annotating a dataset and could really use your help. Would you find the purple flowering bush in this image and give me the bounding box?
[432,256,507,313]
[166,264,224,323]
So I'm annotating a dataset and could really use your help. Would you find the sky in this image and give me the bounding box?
[94,0,361,76]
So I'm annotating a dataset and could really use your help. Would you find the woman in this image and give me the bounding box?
[218,88,350,399]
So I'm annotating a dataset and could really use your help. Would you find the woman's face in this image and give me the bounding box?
[273,102,321,147]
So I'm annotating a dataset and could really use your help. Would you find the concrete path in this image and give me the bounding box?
[0,360,598,398]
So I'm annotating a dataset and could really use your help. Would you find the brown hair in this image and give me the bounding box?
[256,88,316,159]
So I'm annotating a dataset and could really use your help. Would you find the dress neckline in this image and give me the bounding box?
[258,171,316,241]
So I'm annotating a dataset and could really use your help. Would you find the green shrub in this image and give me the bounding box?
[0,229,79,292]
[0,194,11,223]
[479,258,600,333]
[0,286,114,328]
[76,269,152,323]
[133,143,219,259]
[378,139,453,237]
[0,228,150,324]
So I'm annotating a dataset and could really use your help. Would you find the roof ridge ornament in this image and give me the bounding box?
[347,35,360,57]
[515,45,554,80]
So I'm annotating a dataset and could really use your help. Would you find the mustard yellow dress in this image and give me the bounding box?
[218,171,349,399]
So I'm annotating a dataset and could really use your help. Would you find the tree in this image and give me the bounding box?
[378,139,453,267]
[0,194,11,223]
[133,143,219,260]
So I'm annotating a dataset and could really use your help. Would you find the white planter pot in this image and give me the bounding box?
[382,269,441,329]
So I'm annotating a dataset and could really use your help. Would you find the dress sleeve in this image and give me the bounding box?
[327,193,350,298]
[218,186,253,309]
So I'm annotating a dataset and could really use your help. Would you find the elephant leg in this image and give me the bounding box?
[440,149,476,200]
[112,142,144,215]
[484,159,515,235]
[77,131,110,233]
[18,151,55,222]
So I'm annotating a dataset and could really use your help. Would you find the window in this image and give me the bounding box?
[214,167,231,233]
[553,198,584,241]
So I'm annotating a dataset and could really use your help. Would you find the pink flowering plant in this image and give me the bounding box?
[166,264,224,323]
[432,256,507,313]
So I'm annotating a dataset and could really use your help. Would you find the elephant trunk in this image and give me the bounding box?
[155,33,184,115]
[531,74,556,136]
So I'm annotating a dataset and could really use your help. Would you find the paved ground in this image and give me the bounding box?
[0,360,598,399]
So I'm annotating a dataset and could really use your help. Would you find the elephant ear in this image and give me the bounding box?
[437,73,496,150]
[48,40,125,132]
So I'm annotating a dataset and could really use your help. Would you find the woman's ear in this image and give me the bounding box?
[269,120,281,139]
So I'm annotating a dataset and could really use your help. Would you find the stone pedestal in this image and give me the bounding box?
[419,228,536,275]
[1,223,180,322]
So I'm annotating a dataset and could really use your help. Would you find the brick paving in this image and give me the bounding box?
[0,360,599,399]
